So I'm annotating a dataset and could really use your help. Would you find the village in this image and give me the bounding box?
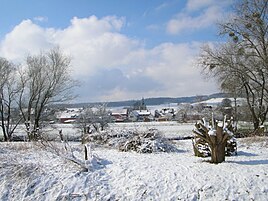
[55,97,247,124]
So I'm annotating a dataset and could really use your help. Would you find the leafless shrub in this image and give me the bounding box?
[37,139,103,172]
[88,128,178,153]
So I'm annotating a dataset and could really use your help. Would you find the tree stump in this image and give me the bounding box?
[193,116,236,163]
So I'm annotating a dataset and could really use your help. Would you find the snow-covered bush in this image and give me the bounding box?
[38,140,103,172]
[88,128,178,153]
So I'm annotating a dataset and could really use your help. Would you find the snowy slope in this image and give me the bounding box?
[194,97,246,107]
[0,137,268,201]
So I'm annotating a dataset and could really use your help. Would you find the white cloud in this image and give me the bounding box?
[33,16,48,22]
[0,16,218,102]
[155,2,170,11]
[0,20,54,61]
[0,16,136,76]
[186,0,232,11]
[121,42,217,96]
[167,5,221,34]
[85,41,218,102]
[146,24,160,31]
[166,0,232,35]
[186,0,214,11]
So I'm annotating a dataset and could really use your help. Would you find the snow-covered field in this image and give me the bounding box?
[0,136,268,201]
[5,121,266,141]
[109,121,194,139]
[1,122,195,141]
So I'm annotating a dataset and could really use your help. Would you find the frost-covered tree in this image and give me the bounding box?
[77,104,112,143]
[199,0,268,130]
[218,98,233,119]
[177,103,193,122]
[18,47,76,140]
[94,104,112,131]
[0,58,21,141]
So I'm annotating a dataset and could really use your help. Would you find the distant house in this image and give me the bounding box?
[129,110,153,122]
[56,108,82,123]
[155,108,175,121]
[110,109,128,122]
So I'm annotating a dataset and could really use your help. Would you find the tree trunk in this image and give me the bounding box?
[25,121,31,141]
[253,120,260,131]
[31,119,40,140]
[84,145,88,160]
[210,142,226,163]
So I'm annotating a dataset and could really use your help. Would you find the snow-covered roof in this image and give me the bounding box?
[111,109,128,115]
[132,110,151,116]
[56,111,80,119]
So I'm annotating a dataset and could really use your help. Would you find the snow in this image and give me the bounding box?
[194,97,246,107]
[208,129,216,136]
[0,136,268,200]
[108,122,195,139]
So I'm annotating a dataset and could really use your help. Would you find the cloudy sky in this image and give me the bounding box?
[0,0,232,103]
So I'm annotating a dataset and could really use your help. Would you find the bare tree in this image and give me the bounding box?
[76,104,112,144]
[219,98,233,119]
[78,104,111,132]
[199,0,268,130]
[95,104,112,131]
[0,58,21,141]
[177,103,193,122]
[18,47,76,140]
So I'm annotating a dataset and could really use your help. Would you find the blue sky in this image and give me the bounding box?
[0,0,232,103]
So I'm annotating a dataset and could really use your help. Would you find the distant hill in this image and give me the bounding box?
[53,93,227,108]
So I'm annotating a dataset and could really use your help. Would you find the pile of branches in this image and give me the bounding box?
[87,128,178,153]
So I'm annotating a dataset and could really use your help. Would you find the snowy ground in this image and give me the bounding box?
[4,121,267,141]
[2,122,195,141]
[108,121,194,139]
[0,137,268,201]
